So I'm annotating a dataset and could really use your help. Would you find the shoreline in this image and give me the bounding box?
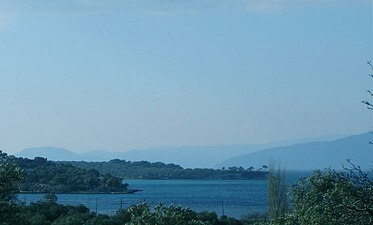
[18,189,142,194]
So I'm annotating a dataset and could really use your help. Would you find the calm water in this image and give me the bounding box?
[17,172,310,218]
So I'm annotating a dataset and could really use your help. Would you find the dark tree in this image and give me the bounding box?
[0,151,24,225]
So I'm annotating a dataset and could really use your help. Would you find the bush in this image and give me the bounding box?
[288,162,372,225]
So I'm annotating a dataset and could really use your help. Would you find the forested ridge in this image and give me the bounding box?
[15,157,130,193]
[68,159,268,180]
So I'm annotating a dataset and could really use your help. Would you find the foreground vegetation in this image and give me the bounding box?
[2,199,246,225]
[267,162,372,225]
[1,151,372,225]
[68,159,267,180]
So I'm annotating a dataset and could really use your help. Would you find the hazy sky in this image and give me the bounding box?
[0,0,372,154]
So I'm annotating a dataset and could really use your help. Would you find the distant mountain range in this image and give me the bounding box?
[17,146,81,161]
[16,145,264,167]
[217,132,373,171]
[15,132,372,170]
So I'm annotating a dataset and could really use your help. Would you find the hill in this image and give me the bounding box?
[15,134,344,168]
[14,156,131,193]
[16,145,267,167]
[95,134,344,168]
[217,132,373,171]
[117,145,259,168]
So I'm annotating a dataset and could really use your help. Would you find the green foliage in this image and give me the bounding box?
[120,203,245,225]
[288,163,372,225]
[1,201,245,225]
[0,201,20,225]
[16,157,128,193]
[0,151,24,225]
[0,151,24,201]
[69,160,267,180]
[124,203,207,225]
[51,215,86,225]
[16,201,95,225]
[267,162,287,221]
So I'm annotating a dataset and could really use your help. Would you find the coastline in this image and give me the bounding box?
[18,189,142,194]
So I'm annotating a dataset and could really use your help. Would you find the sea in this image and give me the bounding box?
[17,171,311,219]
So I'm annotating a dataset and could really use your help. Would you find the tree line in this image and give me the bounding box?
[67,159,268,180]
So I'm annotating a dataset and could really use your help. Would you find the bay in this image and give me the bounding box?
[17,172,310,218]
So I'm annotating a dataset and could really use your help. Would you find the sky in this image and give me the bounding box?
[0,0,372,154]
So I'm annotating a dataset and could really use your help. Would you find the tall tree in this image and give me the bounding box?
[0,151,23,201]
[267,161,287,221]
[0,151,23,225]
